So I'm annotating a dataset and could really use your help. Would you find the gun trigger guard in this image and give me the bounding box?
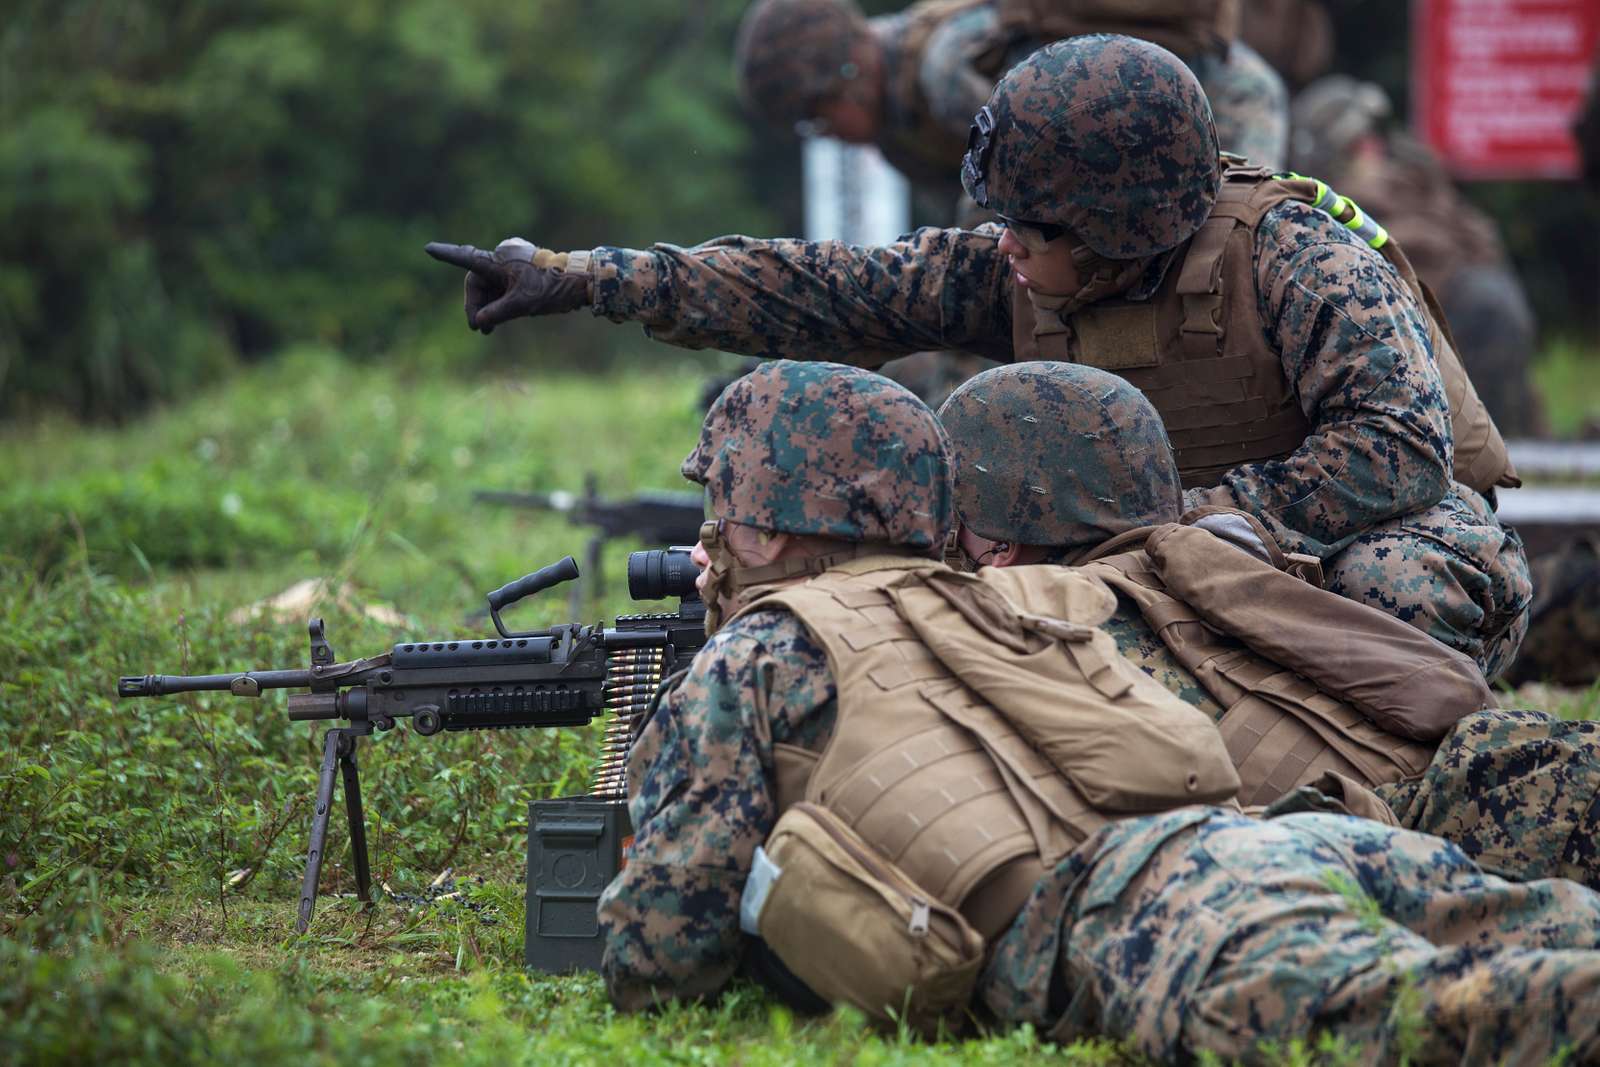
[231,675,262,697]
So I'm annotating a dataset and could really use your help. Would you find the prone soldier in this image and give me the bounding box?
[426,35,1531,678]
[940,359,1600,891]
[599,357,1600,1064]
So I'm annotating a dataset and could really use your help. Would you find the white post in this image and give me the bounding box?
[802,137,912,245]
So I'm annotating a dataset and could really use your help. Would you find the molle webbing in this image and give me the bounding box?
[1009,164,1517,492]
[741,557,1104,933]
[1082,546,1434,805]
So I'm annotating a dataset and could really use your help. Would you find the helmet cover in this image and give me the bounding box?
[938,361,1181,548]
[684,360,952,551]
[961,34,1221,259]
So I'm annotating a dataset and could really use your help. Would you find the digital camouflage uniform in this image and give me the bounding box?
[601,361,1600,1059]
[982,807,1600,1063]
[1291,75,1542,437]
[1505,536,1600,686]
[937,361,1600,894]
[580,39,1528,676]
[600,358,952,1005]
[735,2,1284,407]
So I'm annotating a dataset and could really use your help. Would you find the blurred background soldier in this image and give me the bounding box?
[1239,0,1333,90]
[427,35,1532,679]
[734,0,1291,209]
[1291,74,1544,437]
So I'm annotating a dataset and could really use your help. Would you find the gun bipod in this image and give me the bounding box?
[297,722,375,933]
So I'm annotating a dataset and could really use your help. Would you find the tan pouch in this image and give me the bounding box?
[888,568,1241,810]
[1147,523,1494,741]
[752,802,986,1034]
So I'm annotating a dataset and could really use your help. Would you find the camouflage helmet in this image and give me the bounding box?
[961,35,1221,260]
[938,362,1182,549]
[735,0,869,126]
[1289,75,1392,177]
[684,360,952,551]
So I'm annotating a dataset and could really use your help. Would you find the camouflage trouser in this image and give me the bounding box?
[1323,482,1532,681]
[981,808,1600,1065]
[1378,708,1600,889]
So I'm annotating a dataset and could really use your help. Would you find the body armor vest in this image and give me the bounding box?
[990,0,1238,61]
[873,0,989,189]
[1078,526,1439,805]
[742,555,1235,938]
[1011,164,1519,494]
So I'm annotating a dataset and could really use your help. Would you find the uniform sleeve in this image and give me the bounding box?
[598,609,836,1010]
[917,7,1001,143]
[1184,201,1453,558]
[587,227,1014,364]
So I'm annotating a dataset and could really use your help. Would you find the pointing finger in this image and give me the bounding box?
[424,242,500,273]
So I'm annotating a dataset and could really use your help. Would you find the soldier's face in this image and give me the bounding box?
[811,96,878,143]
[690,521,783,598]
[997,225,1082,296]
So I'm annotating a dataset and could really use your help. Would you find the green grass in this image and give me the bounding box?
[1531,337,1600,439]
[3,348,1597,1066]
[0,351,1138,1065]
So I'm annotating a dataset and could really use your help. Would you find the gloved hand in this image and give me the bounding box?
[424,238,592,334]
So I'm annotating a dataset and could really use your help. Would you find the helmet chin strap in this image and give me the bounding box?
[699,531,877,636]
[1027,240,1151,329]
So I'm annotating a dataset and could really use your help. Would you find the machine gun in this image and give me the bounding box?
[474,473,704,613]
[117,548,704,938]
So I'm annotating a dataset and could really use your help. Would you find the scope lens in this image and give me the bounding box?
[627,548,699,601]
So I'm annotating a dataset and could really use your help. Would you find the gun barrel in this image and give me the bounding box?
[474,489,564,511]
[117,669,314,698]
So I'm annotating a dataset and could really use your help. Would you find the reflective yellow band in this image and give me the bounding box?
[1290,174,1389,249]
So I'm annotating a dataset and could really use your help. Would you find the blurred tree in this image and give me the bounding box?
[0,0,786,420]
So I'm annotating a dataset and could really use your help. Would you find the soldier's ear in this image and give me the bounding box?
[992,542,1043,568]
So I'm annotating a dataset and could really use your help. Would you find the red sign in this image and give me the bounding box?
[1414,0,1600,179]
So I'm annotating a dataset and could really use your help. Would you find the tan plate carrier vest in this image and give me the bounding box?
[875,0,990,188]
[1079,523,1446,805]
[1011,165,1519,494]
[990,0,1239,61]
[743,555,1236,939]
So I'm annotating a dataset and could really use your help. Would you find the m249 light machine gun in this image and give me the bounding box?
[117,549,704,964]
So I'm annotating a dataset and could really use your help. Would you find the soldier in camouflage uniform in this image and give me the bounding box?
[425,35,1531,678]
[1291,75,1542,436]
[1240,0,1333,90]
[941,359,1600,892]
[735,0,1287,200]
[597,357,1241,1005]
[734,0,1285,406]
[599,358,1600,1062]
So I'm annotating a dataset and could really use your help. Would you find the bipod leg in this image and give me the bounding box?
[338,734,373,906]
[297,727,344,933]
